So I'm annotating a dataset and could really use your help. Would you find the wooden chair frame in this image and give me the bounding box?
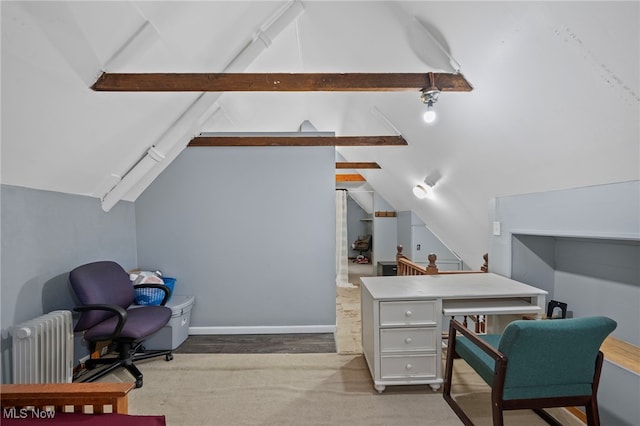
[443,319,605,426]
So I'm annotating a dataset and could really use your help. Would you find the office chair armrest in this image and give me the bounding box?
[74,304,128,340]
[133,283,171,306]
[448,319,505,362]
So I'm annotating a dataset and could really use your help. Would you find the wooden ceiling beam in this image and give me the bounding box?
[336,174,366,182]
[91,72,473,92]
[188,135,407,147]
[336,162,381,169]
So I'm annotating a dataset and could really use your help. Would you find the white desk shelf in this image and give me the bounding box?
[442,298,544,316]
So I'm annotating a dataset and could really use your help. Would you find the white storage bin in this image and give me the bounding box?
[143,295,194,350]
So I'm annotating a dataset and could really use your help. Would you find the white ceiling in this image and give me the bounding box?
[2,1,639,269]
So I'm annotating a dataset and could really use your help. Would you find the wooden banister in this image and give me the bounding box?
[395,246,488,333]
[396,245,435,275]
[395,246,489,276]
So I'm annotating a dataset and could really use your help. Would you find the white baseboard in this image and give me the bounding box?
[189,325,336,335]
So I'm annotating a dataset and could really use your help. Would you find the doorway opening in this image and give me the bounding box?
[335,190,374,354]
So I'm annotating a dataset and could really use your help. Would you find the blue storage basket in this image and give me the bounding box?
[135,277,175,306]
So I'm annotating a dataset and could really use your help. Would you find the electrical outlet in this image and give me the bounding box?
[416,244,421,251]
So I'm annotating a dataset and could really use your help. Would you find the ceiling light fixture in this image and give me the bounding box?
[421,72,440,124]
[413,177,436,199]
[413,184,429,199]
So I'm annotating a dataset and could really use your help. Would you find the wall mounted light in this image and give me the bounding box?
[413,184,429,198]
[420,72,440,124]
[413,177,436,199]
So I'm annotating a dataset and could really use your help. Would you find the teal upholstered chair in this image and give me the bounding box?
[443,316,617,426]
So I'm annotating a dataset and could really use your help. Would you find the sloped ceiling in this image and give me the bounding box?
[2,1,638,269]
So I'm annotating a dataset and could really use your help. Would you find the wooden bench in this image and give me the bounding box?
[1,382,167,425]
[1,382,135,414]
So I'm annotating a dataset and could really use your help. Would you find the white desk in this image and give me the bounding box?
[360,273,547,393]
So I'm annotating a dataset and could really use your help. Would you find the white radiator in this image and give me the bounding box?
[12,310,74,384]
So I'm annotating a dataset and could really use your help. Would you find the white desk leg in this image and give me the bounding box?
[536,295,546,317]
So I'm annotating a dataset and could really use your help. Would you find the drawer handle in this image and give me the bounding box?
[405,364,413,370]
[404,337,413,344]
[405,310,412,317]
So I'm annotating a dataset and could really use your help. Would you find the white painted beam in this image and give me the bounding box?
[101,1,305,211]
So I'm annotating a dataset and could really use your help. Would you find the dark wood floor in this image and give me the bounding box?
[174,333,337,354]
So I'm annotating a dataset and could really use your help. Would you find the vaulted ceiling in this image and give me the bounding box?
[2,1,638,269]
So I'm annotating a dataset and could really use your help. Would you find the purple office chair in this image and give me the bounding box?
[70,261,173,388]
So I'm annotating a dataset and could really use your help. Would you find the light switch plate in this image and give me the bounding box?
[492,221,501,236]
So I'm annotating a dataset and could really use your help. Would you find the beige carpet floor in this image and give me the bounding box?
[114,263,583,425]
[127,352,583,426]
[335,285,362,354]
[334,262,372,354]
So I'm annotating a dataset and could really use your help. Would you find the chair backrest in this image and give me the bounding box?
[497,316,617,399]
[354,235,372,250]
[69,261,136,331]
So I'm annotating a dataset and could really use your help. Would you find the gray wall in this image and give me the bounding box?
[489,180,640,276]
[135,147,336,331]
[489,180,640,426]
[512,235,639,344]
[398,211,462,269]
[397,211,412,259]
[372,193,397,264]
[511,234,556,297]
[0,185,137,383]
[555,237,639,343]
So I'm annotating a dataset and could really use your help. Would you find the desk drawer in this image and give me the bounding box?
[380,354,437,379]
[380,300,437,326]
[380,328,437,353]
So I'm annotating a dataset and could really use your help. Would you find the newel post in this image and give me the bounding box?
[396,245,407,262]
[426,253,439,274]
[481,253,489,272]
